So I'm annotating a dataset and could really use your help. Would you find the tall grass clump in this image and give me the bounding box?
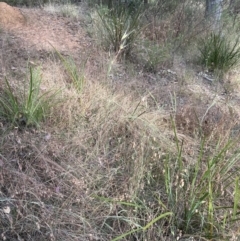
[198,33,240,74]
[51,46,86,92]
[0,67,59,127]
[90,115,240,240]
[159,124,240,239]
[92,3,144,58]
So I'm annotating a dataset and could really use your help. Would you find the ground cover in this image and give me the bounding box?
[1,1,240,240]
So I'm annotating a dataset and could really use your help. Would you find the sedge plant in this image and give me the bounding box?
[161,119,240,239]
[0,67,59,127]
[93,3,144,58]
[198,33,240,75]
[53,47,86,93]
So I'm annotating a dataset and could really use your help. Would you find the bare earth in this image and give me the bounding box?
[0,2,96,82]
[0,2,90,53]
[0,2,26,27]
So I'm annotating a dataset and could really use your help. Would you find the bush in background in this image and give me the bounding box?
[135,39,171,73]
[198,33,240,74]
[92,3,144,58]
[44,1,80,18]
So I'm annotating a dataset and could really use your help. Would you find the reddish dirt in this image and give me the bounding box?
[13,8,91,53]
[0,3,90,54]
[0,3,98,82]
[0,2,26,27]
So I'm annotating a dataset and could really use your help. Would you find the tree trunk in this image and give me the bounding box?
[205,0,222,32]
[108,0,113,9]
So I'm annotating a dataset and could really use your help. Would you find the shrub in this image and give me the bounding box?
[198,33,240,74]
[92,3,144,58]
[138,40,171,73]
[0,67,59,127]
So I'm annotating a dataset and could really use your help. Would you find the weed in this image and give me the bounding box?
[0,67,59,127]
[54,48,86,92]
[138,40,171,73]
[92,4,144,58]
[198,33,240,74]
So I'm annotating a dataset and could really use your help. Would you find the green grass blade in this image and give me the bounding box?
[233,177,240,220]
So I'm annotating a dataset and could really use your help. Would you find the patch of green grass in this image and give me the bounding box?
[92,4,144,58]
[0,67,59,127]
[54,48,86,93]
[198,33,240,74]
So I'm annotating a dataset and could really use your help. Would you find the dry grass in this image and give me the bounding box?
[1,55,240,240]
[0,68,176,240]
[1,1,240,241]
[43,2,80,19]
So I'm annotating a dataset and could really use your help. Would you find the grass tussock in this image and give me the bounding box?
[91,3,144,58]
[0,67,59,128]
[198,33,240,75]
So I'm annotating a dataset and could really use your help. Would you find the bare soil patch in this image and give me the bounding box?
[0,6,90,54]
[0,5,101,85]
[0,2,26,27]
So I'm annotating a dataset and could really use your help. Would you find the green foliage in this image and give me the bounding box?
[140,40,171,73]
[0,67,59,127]
[160,122,240,237]
[54,48,86,92]
[62,57,86,92]
[198,33,240,74]
[93,4,144,57]
[110,211,172,241]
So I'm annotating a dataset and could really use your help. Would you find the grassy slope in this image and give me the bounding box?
[1,2,240,241]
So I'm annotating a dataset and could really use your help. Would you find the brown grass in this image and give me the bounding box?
[1,1,240,241]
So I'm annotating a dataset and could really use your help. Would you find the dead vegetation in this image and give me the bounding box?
[1,1,240,241]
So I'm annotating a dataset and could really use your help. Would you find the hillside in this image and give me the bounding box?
[1,1,240,240]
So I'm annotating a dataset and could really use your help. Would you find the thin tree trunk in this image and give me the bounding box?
[205,0,222,32]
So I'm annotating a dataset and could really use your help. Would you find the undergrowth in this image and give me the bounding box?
[0,67,59,128]
[91,3,144,58]
[1,1,240,241]
[1,68,240,240]
[198,33,240,75]
[44,1,79,19]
